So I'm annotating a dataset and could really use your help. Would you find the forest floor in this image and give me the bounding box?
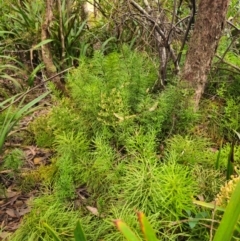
[0,80,53,239]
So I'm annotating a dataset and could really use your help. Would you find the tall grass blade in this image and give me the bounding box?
[27,63,44,86]
[114,219,140,241]
[33,39,53,50]
[100,37,116,53]
[137,212,159,241]
[74,221,87,241]
[213,180,240,241]
[0,74,22,90]
[0,91,50,152]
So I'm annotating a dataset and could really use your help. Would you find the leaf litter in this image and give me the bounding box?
[0,109,54,239]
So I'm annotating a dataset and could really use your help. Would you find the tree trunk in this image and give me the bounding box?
[182,0,230,109]
[41,0,66,94]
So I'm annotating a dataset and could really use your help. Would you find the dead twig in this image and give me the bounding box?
[215,54,240,73]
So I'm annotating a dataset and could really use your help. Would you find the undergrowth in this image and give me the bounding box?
[8,46,239,240]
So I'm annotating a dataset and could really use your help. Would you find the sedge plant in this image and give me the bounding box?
[0,91,49,153]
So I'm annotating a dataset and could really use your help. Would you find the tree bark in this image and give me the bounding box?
[41,0,66,94]
[182,0,230,109]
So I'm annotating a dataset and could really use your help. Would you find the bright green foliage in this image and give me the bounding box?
[166,134,240,170]
[43,222,62,241]
[11,195,81,241]
[68,46,196,137]
[44,220,88,241]
[11,48,228,241]
[29,113,55,147]
[54,131,89,200]
[68,47,157,130]
[166,135,216,166]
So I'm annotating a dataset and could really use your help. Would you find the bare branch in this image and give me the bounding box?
[215,54,240,72]
[129,0,167,43]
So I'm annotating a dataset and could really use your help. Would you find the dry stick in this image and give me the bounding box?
[127,13,159,51]
[175,13,195,65]
[168,0,177,41]
[215,54,240,72]
[216,37,238,65]
[131,0,169,85]
[0,67,74,113]
[213,20,240,73]
[129,0,167,43]
[215,21,240,67]
[227,20,240,31]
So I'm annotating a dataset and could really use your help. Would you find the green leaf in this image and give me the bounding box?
[114,219,140,241]
[213,180,240,241]
[0,30,14,36]
[43,222,61,241]
[0,91,50,152]
[193,200,225,212]
[32,39,53,50]
[0,74,23,90]
[27,63,44,86]
[74,221,87,241]
[233,130,240,140]
[137,212,159,241]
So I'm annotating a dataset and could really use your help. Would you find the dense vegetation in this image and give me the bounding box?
[0,0,240,240]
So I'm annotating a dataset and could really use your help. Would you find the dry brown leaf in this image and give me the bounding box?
[14,200,24,207]
[6,209,18,218]
[18,207,31,216]
[86,206,99,216]
[0,231,11,239]
[5,190,20,199]
[8,221,20,231]
[33,157,44,165]
[196,195,205,201]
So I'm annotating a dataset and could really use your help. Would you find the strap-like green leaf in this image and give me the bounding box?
[114,219,140,241]
[32,39,54,50]
[74,221,87,241]
[137,212,159,241]
[193,200,225,212]
[213,181,240,241]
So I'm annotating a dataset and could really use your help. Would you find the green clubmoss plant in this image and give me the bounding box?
[54,131,89,200]
[10,195,80,241]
